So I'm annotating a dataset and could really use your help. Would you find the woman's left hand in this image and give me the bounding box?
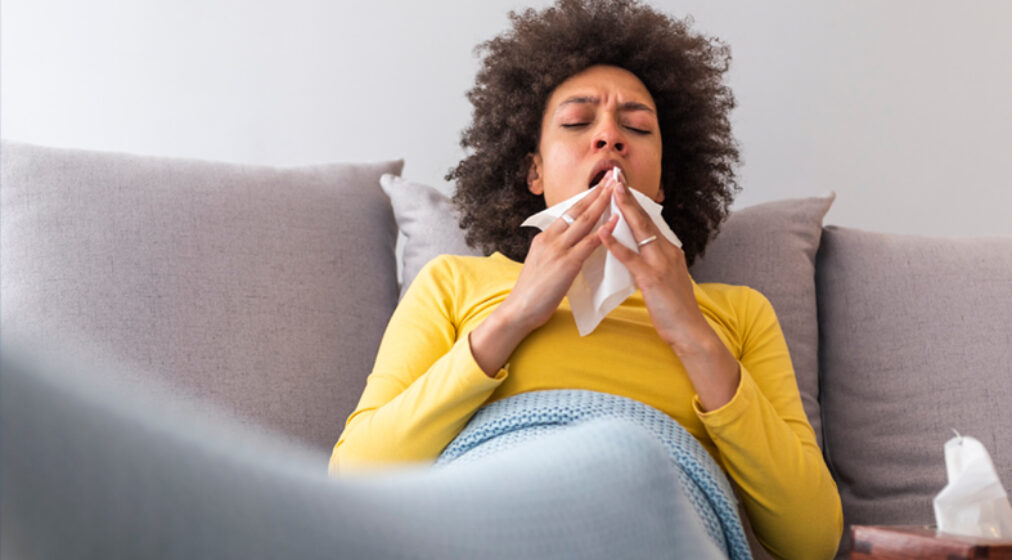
[599,177,741,411]
[597,179,706,350]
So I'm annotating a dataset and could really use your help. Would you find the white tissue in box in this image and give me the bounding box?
[933,434,1012,538]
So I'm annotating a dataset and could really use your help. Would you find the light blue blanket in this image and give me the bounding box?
[436,390,753,560]
[4,345,746,559]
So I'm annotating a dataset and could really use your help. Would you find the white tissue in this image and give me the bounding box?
[520,185,681,336]
[933,434,1012,538]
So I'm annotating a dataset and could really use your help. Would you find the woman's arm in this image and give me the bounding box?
[332,182,618,473]
[600,181,841,559]
[470,181,617,375]
[694,290,842,560]
[329,256,509,473]
[599,180,742,411]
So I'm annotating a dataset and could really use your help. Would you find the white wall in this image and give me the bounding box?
[4,0,1011,237]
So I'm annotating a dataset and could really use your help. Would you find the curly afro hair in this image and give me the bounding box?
[447,0,741,267]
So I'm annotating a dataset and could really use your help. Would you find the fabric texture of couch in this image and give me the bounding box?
[3,140,1011,559]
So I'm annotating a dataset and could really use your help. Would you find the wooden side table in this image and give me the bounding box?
[850,525,1012,559]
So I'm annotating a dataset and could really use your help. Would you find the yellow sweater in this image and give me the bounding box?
[330,253,843,559]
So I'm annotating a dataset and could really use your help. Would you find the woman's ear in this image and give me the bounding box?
[526,153,544,196]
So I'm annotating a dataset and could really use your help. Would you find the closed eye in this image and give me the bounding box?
[561,123,651,135]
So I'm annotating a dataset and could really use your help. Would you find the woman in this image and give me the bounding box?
[330,0,843,557]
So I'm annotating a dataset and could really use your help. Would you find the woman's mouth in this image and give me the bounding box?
[587,160,624,187]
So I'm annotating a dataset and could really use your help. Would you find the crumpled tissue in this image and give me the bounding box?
[933,432,1012,538]
[520,184,681,336]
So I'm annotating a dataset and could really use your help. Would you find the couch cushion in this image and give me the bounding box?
[817,226,1012,550]
[690,194,835,449]
[1,140,402,451]
[381,177,835,450]
[379,174,481,297]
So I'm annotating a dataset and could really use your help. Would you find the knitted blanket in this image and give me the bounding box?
[436,390,752,560]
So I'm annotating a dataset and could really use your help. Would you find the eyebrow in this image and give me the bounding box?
[554,96,656,115]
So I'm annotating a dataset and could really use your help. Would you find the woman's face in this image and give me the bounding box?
[528,64,663,207]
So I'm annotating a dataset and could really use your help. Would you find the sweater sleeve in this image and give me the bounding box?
[693,289,843,560]
[328,256,508,475]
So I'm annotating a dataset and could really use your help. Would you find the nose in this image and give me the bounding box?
[591,118,626,155]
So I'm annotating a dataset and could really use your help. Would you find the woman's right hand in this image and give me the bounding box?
[469,178,617,376]
[500,178,617,332]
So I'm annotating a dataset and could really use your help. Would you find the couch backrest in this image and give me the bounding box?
[1,141,403,451]
[816,225,1012,555]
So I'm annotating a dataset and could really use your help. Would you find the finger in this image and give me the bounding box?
[598,215,645,272]
[560,183,613,244]
[543,184,606,236]
[567,216,615,268]
[612,181,659,241]
[568,207,620,263]
[567,180,611,216]
[569,222,606,262]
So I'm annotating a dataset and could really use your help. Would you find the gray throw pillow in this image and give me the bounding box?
[817,226,1012,556]
[1,140,403,451]
[691,194,836,448]
[382,176,835,448]
[378,174,482,297]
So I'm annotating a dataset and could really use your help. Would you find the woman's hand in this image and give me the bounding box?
[469,177,617,377]
[598,177,741,411]
[501,178,617,332]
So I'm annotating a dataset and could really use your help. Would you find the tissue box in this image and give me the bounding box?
[850,525,1012,559]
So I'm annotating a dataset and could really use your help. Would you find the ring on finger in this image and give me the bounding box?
[561,213,575,226]
[636,234,658,248]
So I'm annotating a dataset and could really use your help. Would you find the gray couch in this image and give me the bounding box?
[2,141,1010,559]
